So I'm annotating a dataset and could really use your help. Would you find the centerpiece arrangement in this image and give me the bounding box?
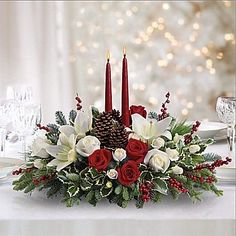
[12,49,231,208]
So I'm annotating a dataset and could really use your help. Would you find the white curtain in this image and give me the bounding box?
[0,1,76,123]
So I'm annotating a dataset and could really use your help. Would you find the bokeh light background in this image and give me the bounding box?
[0,1,235,122]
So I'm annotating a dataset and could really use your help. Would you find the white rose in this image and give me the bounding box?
[76,135,100,157]
[34,159,44,169]
[173,133,183,143]
[113,148,126,162]
[189,144,200,154]
[166,148,179,161]
[172,165,183,175]
[107,169,118,179]
[31,130,49,158]
[144,149,170,173]
[151,137,165,149]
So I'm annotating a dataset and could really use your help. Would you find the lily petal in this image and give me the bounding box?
[156,117,172,136]
[131,114,147,136]
[162,130,172,140]
[46,145,68,161]
[47,159,72,171]
[59,125,76,138]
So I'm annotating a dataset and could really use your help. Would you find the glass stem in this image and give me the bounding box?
[227,124,235,157]
[0,128,6,157]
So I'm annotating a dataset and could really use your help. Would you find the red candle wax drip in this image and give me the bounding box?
[121,48,130,127]
[105,51,112,112]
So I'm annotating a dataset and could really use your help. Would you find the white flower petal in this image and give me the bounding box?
[131,114,147,137]
[46,145,68,161]
[156,117,172,136]
[59,125,76,138]
[47,159,72,171]
[162,130,172,140]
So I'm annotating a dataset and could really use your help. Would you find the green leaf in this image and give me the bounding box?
[66,173,80,182]
[95,190,102,201]
[85,190,94,202]
[80,179,93,191]
[55,111,67,126]
[100,186,113,197]
[140,170,153,181]
[115,185,123,195]
[122,187,129,200]
[88,168,100,179]
[67,186,79,197]
[153,178,168,195]
[191,154,205,165]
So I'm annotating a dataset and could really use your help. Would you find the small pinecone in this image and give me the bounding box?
[108,124,128,149]
[111,109,122,124]
[93,112,113,146]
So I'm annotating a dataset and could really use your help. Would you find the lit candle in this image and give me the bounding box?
[121,47,130,127]
[105,50,112,112]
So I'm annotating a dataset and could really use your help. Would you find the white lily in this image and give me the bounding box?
[59,108,92,140]
[131,114,172,140]
[46,132,77,172]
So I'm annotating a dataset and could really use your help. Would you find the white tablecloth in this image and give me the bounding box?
[0,141,235,236]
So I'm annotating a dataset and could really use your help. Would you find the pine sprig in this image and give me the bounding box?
[171,121,192,136]
[55,111,67,126]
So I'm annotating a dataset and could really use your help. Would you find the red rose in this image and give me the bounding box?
[130,105,147,118]
[126,139,148,163]
[117,160,140,186]
[88,149,112,172]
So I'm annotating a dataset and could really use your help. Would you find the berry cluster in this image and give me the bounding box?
[12,167,34,175]
[195,157,232,172]
[75,94,82,111]
[158,92,170,120]
[33,174,55,186]
[139,181,153,202]
[36,124,50,132]
[184,120,201,144]
[185,173,215,184]
[168,177,188,193]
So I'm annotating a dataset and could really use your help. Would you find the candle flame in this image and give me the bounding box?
[106,50,110,61]
[123,47,126,55]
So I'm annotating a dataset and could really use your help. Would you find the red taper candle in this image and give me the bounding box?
[121,47,130,127]
[105,50,112,112]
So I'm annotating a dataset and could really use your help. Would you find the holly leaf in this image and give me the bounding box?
[80,179,93,191]
[100,186,113,197]
[152,178,168,195]
[66,173,80,182]
[67,186,79,197]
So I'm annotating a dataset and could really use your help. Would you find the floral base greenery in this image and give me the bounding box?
[12,94,231,208]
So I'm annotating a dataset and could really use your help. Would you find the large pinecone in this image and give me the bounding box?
[93,112,113,147]
[93,110,128,149]
[109,124,128,149]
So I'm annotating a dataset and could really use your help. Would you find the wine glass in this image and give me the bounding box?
[216,96,236,157]
[0,100,13,157]
[12,102,41,161]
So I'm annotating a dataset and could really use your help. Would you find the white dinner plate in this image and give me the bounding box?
[188,121,227,139]
[0,157,24,180]
[216,167,236,185]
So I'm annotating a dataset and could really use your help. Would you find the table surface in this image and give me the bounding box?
[0,140,235,221]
